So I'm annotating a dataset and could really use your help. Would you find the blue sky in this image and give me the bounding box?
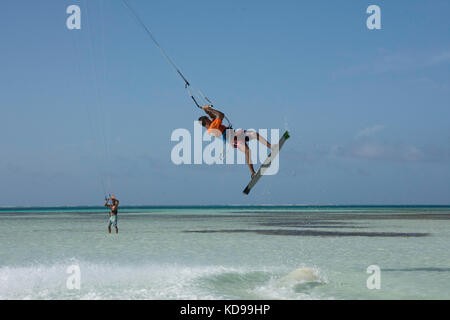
[1,0,449,206]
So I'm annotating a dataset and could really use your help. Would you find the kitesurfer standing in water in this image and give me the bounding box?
[105,195,119,234]
[198,105,273,178]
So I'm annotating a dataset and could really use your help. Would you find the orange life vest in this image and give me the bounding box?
[207,118,226,137]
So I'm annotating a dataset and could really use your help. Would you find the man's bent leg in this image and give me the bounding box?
[248,131,271,149]
[239,144,256,177]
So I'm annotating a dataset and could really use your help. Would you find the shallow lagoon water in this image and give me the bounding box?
[0,206,449,299]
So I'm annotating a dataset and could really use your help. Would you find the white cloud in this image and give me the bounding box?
[428,51,450,65]
[355,125,385,139]
[331,140,450,163]
[335,49,450,78]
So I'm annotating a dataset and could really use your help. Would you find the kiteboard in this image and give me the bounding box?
[243,131,290,195]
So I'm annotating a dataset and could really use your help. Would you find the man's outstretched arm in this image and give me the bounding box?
[203,105,224,120]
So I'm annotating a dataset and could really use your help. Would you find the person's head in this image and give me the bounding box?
[198,116,211,128]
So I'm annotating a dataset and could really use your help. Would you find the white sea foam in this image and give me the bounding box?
[0,261,328,300]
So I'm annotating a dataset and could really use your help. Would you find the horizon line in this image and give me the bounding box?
[1,204,450,210]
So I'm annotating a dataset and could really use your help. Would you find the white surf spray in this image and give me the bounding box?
[279,267,322,285]
[248,267,328,300]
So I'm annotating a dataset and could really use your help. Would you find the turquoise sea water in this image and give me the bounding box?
[0,206,449,300]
